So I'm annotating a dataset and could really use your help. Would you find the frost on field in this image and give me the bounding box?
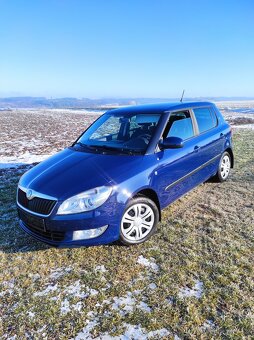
[178,280,204,299]
[137,255,159,272]
[0,108,101,169]
[74,320,170,339]
[111,291,151,315]
[33,284,58,297]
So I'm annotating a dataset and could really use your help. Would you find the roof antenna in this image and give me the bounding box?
[180,89,185,102]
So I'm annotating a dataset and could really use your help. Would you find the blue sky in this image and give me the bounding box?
[0,0,253,98]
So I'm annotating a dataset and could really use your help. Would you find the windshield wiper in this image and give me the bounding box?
[92,145,143,155]
[75,142,119,152]
[74,143,143,155]
[74,142,95,150]
[124,149,143,155]
[90,144,120,151]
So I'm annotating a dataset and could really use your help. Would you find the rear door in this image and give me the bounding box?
[191,106,224,177]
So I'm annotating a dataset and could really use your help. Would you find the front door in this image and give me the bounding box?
[154,110,204,209]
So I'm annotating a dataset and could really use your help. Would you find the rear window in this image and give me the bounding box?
[193,107,217,133]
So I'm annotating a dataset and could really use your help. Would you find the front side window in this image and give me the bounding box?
[164,111,194,141]
[193,107,217,133]
[77,112,161,154]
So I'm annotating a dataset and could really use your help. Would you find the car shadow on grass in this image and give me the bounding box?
[0,228,50,254]
[0,220,122,254]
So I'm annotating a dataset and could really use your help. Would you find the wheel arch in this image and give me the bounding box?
[133,188,161,221]
[225,147,234,168]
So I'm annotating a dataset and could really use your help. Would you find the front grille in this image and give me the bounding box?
[17,188,56,215]
[18,209,65,242]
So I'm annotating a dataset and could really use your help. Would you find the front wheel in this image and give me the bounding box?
[214,151,231,182]
[120,196,159,245]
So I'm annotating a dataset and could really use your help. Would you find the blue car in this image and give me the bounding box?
[17,102,233,247]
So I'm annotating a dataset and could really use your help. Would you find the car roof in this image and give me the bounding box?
[107,101,214,115]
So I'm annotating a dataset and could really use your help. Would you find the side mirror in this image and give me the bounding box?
[159,136,184,149]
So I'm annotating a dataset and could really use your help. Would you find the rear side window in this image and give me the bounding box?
[193,107,217,133]
[164,111,194,140]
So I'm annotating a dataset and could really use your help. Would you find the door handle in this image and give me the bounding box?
[220,133,224,138]
[194,145,200,152]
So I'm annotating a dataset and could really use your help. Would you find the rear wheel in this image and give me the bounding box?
[214,151,231,182]
[120,196,159,245]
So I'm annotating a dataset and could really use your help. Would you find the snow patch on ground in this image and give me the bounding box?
[60,299,71,314]
[178,280,203,299]
[64,280,88,299]
[0,152,53,169]
[201,319,215,331]
[74,319,99,339]
[2,280,15,289]
[87,288,99,296]
[137,255,159,272]
[95,265,107,273]
[16,108,104,116]
[232,124,254,130]
[29,273,41,282]
[74,320,170,339]
[137,301,151,312]
[112,323,170,339]
[34,279,104,315]
[75,320,98,340]
[49,266,72,280]
[174,335,181,340]
[0,280,15,296]
[111,291,151,315]
[33,284,58,297]
[112,293,136,313]
[73,301,83,312]
[0,288,14,297]
[27,311,35,319]
[148,283,157,290]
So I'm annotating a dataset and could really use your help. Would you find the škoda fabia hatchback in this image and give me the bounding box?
[17,102,233,247]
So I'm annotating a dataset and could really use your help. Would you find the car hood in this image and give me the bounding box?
[19,148,143,200]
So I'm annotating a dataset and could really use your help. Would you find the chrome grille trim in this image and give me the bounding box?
[17,202,53,217]
[17,186,58,217]
[18,185,57,201]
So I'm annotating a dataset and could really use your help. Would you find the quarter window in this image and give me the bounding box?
[164,111,194,141]
[193,107,217,133]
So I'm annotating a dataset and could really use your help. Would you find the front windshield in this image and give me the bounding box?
[76,111,161,154]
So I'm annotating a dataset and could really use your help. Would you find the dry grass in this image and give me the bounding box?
[0,110,253,339]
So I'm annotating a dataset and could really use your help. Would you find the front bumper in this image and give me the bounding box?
[17,194,123,247]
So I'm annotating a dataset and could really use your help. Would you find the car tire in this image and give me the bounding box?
[214,151,231,182]
[119,196,159,245]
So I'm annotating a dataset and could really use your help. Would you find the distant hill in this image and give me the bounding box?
[0,96,254,109]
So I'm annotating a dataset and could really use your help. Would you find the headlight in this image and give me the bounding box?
[57,186,112,215]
